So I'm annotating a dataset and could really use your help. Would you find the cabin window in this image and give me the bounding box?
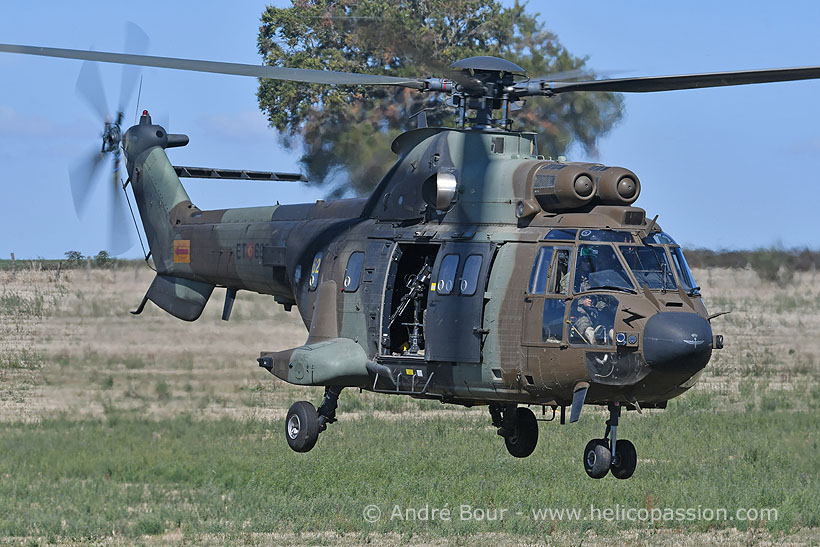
[568,294,619,346]
[309,252,322,291]
[574,245,634,293]
[619,245,677,290]
[528,247,553,294]
[343,252,365,292]
[460,254,483,296]
[542,299,567,343]
[436,254,459,295]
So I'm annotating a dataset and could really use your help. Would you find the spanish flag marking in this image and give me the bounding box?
[174,240,191,263]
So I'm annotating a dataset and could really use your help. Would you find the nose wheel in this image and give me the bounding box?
[285,401,320,452]
[582,402,637,479]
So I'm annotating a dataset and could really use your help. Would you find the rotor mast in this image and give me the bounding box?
[435,56,527,132]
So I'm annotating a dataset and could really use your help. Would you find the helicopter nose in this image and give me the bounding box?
[643,312,712,379]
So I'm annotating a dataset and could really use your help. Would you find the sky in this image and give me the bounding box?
[1,1,819,259]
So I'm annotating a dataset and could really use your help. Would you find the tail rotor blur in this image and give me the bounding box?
[69,22,150,255]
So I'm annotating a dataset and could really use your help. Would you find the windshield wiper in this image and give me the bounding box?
[591,285,637,294]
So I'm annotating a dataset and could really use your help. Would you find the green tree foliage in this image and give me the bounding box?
[64,250,85,264]
[93,250,112,268]
[258,0,624,196]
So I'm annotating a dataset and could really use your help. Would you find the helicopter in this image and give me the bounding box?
[3,39,820,480]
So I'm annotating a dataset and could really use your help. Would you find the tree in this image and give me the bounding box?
[64,250,85,264]
[258,0,623,196]
[93,250,112,268]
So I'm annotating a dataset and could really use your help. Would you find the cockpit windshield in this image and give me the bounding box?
[578,229,634,243]
[618,245,677,290]
[574,245,635,293]
[645,232,677,245]
[564,230,699,297]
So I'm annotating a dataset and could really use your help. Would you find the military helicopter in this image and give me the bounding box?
[4,39,820,480]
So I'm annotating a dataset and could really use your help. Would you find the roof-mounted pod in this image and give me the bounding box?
[596,166,641,205]
[529,162,597,211]
[516,161,641,216]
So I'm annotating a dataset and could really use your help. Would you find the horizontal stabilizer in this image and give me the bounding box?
[173,165,307,182]
[145,274,214,321]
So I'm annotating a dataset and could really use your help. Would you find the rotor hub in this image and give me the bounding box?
[102,121,122,153]
[443,56,528,131]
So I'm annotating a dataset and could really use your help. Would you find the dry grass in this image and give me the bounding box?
[0,265,308,421]
[1,265,818,421]
[694,267,820,411]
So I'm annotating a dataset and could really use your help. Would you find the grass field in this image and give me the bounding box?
[0,264,818,545]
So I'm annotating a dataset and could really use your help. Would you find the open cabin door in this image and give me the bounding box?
[425,242,495,363]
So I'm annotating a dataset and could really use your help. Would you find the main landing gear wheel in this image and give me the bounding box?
[285,401,320,453]
[505,407,539,458]
[490,404,539,458]
[610,438,637,479]
[583,439,611,478]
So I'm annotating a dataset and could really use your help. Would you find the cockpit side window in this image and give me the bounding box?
[619,245,677,290]
[528,247,553,294]
[574,245,634,293]
[568,294,619,346]
[671,247,700,295]
[550,249,571,294]
[542,299,566,343]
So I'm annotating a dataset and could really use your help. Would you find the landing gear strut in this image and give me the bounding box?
[490,403,539,458]
[285,386,343,453]
[582,402,637,479]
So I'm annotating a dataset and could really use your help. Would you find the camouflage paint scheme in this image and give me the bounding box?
[124,113,715,412]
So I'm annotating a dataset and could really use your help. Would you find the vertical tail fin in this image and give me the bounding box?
[123,111,191,272]
[124,111,214,321]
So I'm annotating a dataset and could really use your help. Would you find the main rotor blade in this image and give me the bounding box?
[529,68,630,83]
[118,22,150,114]
[0,44,425,89]
[69,146,107,217]
[539,65,820,94]
[76,60,109,123]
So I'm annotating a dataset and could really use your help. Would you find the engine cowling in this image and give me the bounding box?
[596,166,641,205]
[529,163,597,211]
[516,161,641,214]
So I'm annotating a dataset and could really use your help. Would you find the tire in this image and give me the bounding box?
[285,401,320,453]
[610,439,637,479]
[504,407,539,458]
[583,439,611,479]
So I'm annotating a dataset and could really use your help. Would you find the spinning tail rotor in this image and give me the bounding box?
[69,22,149,255]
